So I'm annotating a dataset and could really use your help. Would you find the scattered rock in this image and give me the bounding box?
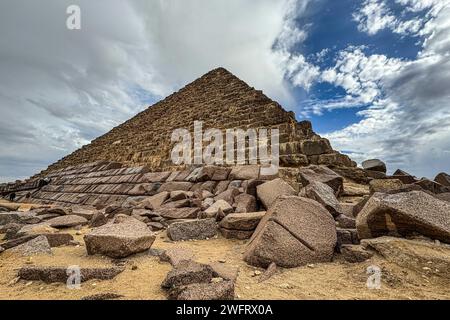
[214,188,240,205]
[84,216,156,258]
[10,235,52,256]
[161,260,214,289]
[204,200,233,218]
[168,280,235,300]
[70,206,97,220]
[415,178,450,194]
[35,207,68,216]
[105,205,132,218]
[357,191,450,243]
[219,212,265,231]
[244,196,337,268]
[391,169,417,184]
[435,172,450,187]
[362,159,387,173]
[299,165,344,196]
[336,228,359,251]
[138,191,170,210]
[167,218,218,241]
[340,244,374,263]
[256,178,297,209]
[208,262,238,282]
[170,191,192,201]
[160,247,195,266]
[15,224,74,247]
[46,215,88,229]
[18,266,124,283]
[233,194,257,213]
[335,214,356,229]
[1,235,39,250]
[304,181,343,217]
[0,246,4,253]
[332,167,370,184]
[89,212,108,228]
[369,179,404,194]
[147,221,165,231]
[0,212,41,226]
[2,223,23,239]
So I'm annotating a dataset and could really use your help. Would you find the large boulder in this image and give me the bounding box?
[304,181,343,217]
[46,215,88,229]
[244,196,337,268]
[69,206,97,220]
[356,191,450,243]
[84,216,155,258]
[256,178,297,209]
[10,235,52,256]
[233,194,257,213]
[300,139,332,156]
[362,159,387,173]
[415,178,450,194]
[161,260,214,289]
[298,165,344,196]
[15,223,74,247]
[392,169,417,184]
[160,247,195,266]
[219,212,265,231]
[0,211,41,226]
[204,200,233,218]
[18,266,124,283]
[219,212,265,240]
[167,219,218,241]
[435,172,450,187]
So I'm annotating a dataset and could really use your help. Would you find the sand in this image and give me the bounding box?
[1,226,449,300]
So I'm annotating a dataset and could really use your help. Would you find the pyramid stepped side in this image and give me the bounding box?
[35,68,354,177]
[5,162,298,208]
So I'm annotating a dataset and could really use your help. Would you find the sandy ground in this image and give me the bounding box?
[1,226,449,300]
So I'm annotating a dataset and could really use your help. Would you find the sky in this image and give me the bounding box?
[0,0,449,182]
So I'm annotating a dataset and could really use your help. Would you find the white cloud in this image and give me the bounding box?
[353,0,450,37]
[320,47,405,104]
[325,2,450,177]
[353,0,397,35]
[0,0,312,181]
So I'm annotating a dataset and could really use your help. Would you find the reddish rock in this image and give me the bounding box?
[299,165,344,196]
[256,178,296,209]
[356,191,450,243]
[244,196,337,268]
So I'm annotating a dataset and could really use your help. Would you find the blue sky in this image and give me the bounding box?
[0,0,449,182]
[289,0,423,133]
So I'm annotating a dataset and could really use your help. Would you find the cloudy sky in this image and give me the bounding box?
[0,0,449,182]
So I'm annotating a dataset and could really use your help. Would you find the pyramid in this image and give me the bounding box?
[1,68,357,204]
[39,67,355,175]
